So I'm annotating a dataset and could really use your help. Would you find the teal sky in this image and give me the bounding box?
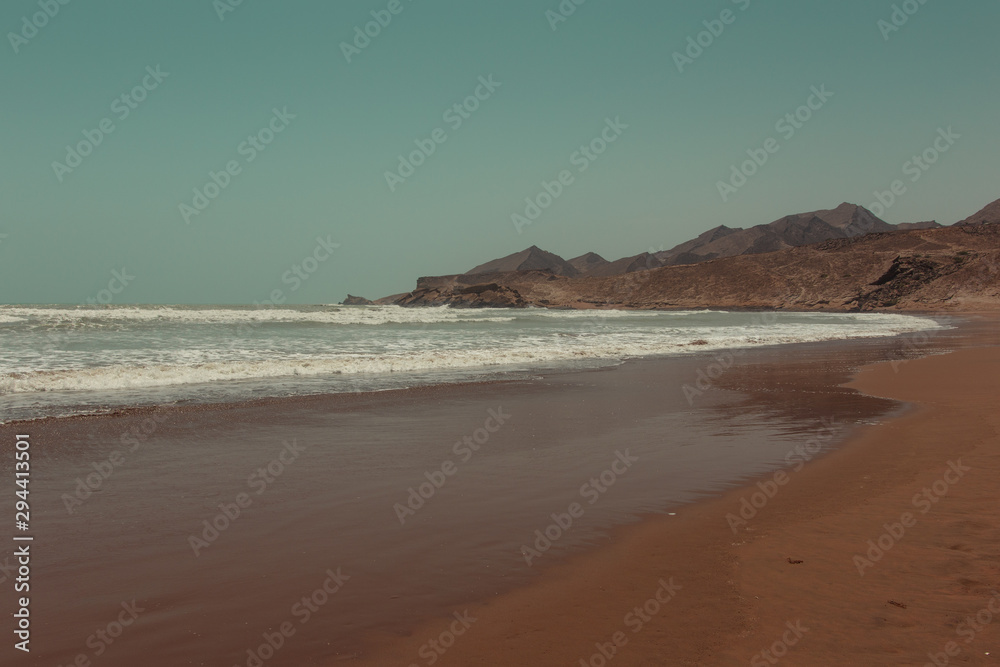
[2,0,998,304]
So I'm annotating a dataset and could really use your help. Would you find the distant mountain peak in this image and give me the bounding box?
[466,246,578,277]
[700,225,740,242]
[654,203,894,267]
[389,195,999,306]
[453,197,998,283]
[567,252,611,276]
[786,203,892,235]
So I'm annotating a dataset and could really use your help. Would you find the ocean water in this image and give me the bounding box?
[0,307,953,665]
[0,305,943,422]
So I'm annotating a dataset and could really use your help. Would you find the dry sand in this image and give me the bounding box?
[355,341,1000,665]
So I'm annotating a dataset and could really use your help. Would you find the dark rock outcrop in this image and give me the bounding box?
[846,256,955,310]
[393,283,528,309]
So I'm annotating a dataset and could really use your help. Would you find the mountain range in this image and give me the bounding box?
[369,197,1000,312]
[462,203,943,280]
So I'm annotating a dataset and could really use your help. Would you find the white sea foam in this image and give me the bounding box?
[0,313,943,396]
[0,305,946,425]
[0,305,517,326]
[0,304,934,328]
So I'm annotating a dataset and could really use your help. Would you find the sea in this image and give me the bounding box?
[0,304,958,665]
[0,304,944,423]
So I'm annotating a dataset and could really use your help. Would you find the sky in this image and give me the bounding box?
[1,0,998,304]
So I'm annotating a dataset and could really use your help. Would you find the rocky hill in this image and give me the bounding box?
[567,252,610,275]
[465,203,950,281]
[957,197,1000,226]
[465,245,579,277]
[379,198,1000,312]
[655,203,896,266]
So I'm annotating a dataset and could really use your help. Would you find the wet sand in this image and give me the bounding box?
[356,315,1000,666]
[0,314,995,666]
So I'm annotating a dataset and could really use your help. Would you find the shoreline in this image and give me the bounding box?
[0,309,954,427]
[2,315,996,666]
[349,318,1000,665]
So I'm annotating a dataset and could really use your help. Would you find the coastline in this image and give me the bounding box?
[350,316,1000,666]
[8,6,999,665]
[0,306,946,425]
[2,315,996,666]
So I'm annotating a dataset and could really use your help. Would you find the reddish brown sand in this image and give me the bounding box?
[354,344,1000,665]
[0,333,945,666]
[3,319,995,666]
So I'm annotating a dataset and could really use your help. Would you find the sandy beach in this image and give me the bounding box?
[2,315,997,666]
[355,316,1000,666]
[7,4,999,665]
